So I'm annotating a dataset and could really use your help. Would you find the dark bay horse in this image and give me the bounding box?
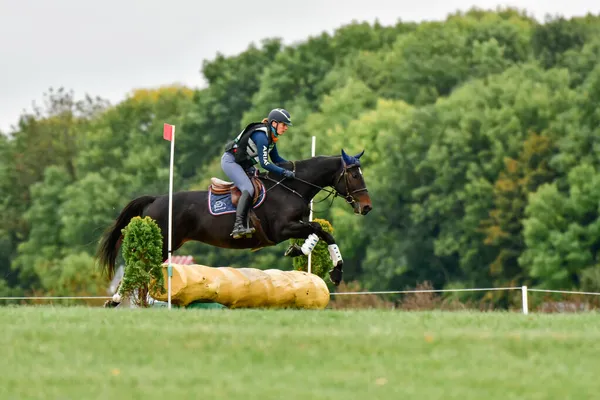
[96,149,372,291]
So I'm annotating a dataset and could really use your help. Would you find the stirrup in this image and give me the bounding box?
[231,226,255,239]
[231,217,256,239]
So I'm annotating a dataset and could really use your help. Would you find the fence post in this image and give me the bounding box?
[521,285,528,315]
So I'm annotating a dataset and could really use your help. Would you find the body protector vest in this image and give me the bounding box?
[226,122,275,169]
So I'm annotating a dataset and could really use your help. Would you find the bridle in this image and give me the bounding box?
[333,163,369,205]
[262,161,368,213]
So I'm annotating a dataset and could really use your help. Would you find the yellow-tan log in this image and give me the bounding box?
[150,264,330,309]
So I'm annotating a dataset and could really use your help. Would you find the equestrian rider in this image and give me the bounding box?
[221,108,296,239]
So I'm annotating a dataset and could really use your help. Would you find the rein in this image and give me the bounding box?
[261,160,368,214]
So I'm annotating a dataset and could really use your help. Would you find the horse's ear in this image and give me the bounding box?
[355,150,365,159]
[341,149,351,166]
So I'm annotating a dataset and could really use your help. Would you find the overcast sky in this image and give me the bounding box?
[1,0,599,132]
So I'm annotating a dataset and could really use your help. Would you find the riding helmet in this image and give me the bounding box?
[268,108,293,126]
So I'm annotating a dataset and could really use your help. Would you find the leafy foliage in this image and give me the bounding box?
[3,9,600,307]
[119,216,165,307]
[291,218,335,281]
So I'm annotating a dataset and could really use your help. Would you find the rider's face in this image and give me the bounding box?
[273,121,289,135]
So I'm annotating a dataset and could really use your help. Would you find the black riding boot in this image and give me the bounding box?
[231,190,256,239]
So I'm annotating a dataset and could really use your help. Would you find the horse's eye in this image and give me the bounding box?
[352,172,359,179]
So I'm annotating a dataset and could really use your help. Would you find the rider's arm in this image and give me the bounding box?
[251,131,287,176]
[269,144,288,165]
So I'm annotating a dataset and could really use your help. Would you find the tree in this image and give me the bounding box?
[520,163,600,289]
[480,133,557,300]
[4,9,600,304]
[119,216,165,307]
[531,14,598,69]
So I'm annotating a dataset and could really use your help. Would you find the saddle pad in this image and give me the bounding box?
[208,184,266,216]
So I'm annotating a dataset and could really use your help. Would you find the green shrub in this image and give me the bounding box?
[119,216,165,307]
[291,218,334,281]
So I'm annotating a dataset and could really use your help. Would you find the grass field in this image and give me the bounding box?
[1,306,599,399]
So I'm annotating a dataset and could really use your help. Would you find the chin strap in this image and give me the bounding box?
[270,123,279,142]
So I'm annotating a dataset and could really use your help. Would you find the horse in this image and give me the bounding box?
[96,149,372,304]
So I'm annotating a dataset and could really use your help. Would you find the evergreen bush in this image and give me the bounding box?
[291,218,335,281]
[118,216,165,307]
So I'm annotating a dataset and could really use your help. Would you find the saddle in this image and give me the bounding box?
[209,176,264,206]
[208,175,275,250]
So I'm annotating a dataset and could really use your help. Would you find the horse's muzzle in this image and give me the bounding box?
[352,199,372,215]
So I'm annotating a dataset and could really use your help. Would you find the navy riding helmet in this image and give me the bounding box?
[268,108,293,128]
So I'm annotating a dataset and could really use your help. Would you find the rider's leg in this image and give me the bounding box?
[221,152,255,238]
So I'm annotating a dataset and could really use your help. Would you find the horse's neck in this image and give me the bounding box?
[296,156,341,200]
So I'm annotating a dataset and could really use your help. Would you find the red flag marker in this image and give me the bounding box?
[163,122,176,309]
[163,123,174,141]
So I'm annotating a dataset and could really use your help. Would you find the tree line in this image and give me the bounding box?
[2,8,600,307]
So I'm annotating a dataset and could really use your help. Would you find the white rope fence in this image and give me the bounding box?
[527,288,600,296]
[330,286,600,315]
[2,286,600,314]
[328,286,528,314]
[330,286,522,295]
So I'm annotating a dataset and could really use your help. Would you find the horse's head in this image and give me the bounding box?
[334,149,373,215]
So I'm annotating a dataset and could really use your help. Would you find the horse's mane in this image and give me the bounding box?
[282,155,341,170]
[258,151,363,181]
[253,155,340,184]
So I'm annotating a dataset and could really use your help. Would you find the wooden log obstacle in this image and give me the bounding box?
[149,263,330,310]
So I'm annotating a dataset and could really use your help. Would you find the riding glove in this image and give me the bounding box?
[282,170,295,179]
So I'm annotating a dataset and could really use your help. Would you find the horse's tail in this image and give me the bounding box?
[96,195,157,280]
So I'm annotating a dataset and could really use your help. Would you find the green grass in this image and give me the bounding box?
[1,307,599,399]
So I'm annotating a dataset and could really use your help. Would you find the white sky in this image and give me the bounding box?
[1,0,599,132]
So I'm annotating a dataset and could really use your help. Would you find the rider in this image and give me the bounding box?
[221,108,296,239]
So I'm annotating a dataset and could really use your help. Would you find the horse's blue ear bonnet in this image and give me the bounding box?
[341,149,364,167]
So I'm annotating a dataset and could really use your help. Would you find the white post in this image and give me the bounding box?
[167,126,176,309]
[307,135,316,274]
[521,285,528,315]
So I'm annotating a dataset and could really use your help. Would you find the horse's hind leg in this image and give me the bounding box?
[102,236,182,310]
[104,279,123,308]
[281,220,344,286]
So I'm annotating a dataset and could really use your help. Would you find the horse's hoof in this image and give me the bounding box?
[284,244,304,257]
[103,300,120,308]
[328,264,343,286]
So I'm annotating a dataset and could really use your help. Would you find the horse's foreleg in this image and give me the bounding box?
[308,222,344,286]
[281,221,344,286]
